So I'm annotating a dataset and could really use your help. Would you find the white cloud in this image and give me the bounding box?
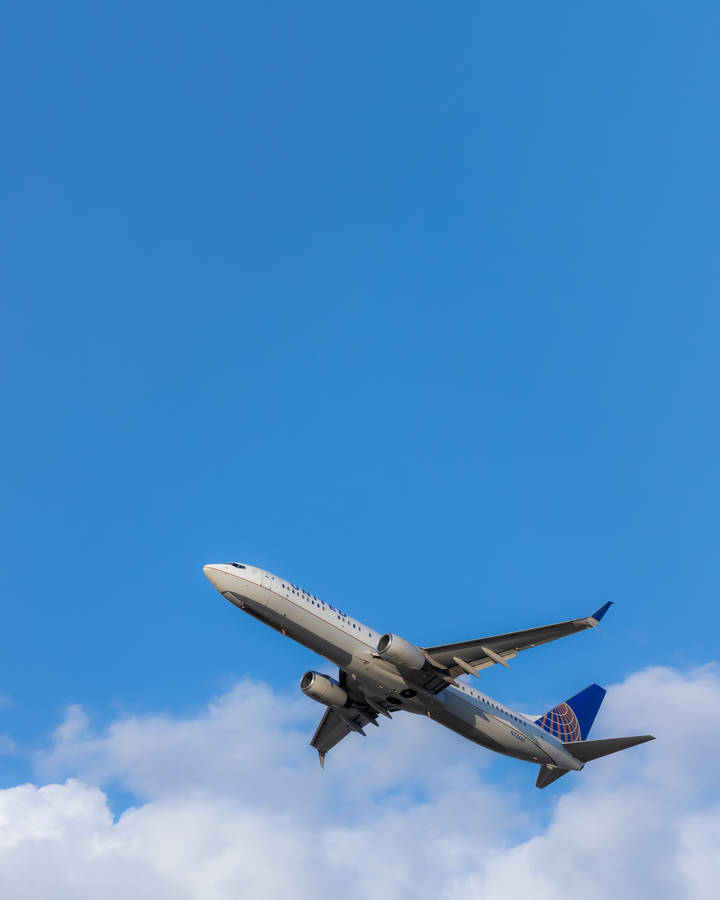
[1,665,719,899]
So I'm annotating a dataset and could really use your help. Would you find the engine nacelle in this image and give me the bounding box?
[376,633,427,670]
[300,671,349,708]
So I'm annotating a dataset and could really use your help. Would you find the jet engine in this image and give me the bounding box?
[300,671,349,708]
[376,633,427,670]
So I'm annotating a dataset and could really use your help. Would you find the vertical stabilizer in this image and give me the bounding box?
[535,683,606,742]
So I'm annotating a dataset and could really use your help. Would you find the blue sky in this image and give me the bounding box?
[2,0,719,813]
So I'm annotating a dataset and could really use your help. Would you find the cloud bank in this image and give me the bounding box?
[1,665,719,899]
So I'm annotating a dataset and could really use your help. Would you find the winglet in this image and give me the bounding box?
[588,601,612,625]
[318,751,325,768]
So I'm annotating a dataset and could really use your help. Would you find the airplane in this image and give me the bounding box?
[203,562,654,788]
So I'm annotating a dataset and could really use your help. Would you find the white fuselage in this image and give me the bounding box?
[203,563,584,772]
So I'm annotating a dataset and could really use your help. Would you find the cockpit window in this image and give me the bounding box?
[230,563,246,569]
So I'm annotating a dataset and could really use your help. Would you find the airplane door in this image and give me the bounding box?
[261,570,282,612]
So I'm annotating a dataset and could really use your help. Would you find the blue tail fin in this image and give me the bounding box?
[535,683,606,742]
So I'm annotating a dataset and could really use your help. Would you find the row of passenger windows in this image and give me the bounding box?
[277,580,374,639]
[457,684,527,727]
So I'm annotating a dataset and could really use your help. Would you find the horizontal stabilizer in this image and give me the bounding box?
[536,765,570,789]
[564,734,655,763]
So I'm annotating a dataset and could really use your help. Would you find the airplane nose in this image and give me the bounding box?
[203,564,221,587]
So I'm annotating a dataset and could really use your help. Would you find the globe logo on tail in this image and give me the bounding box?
[537,702,582,742]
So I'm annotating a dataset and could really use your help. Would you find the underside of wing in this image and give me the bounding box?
[309,675,383,766]
[423,602,612,680]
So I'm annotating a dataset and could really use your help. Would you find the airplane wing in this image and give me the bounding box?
[310,704,379,766]
[422,601,612,682]
[309,669,390,766]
